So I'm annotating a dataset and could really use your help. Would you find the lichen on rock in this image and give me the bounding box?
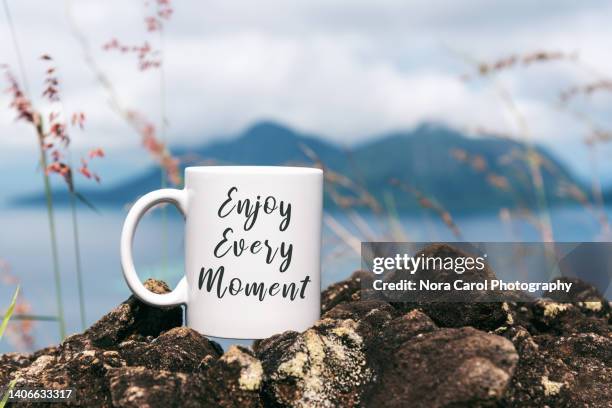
[541,376,564,396]
[256,317,373,407]
[220,345,264,391]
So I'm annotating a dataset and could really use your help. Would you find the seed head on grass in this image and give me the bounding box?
[102,1,174,70]
[144,0,173,32]
[299,142,381,213]
[34,56,104,191]
[585,129,612,145]
[451,148,511,192]
[389,178,462,239]
[126,110,181,185]
[560,79,612,103]
[461,50,577,81]
[102,39,161,71]
[2,65,38,124]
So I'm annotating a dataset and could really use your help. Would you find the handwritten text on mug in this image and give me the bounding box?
[198,186,311,301]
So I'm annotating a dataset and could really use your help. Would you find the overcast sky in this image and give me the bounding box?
[1,0,612,188]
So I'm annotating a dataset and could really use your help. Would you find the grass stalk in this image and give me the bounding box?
[2,0,29,95]
[324,214,361,254]
[586,144,610,237]
[69,189,87,330]
[37,133,67,340]
[0,378,17,408]
[9,314,59,322]
[0,286,19,339]
[382,191,410,241]
[57,80,88,331]
[495,84,555,242]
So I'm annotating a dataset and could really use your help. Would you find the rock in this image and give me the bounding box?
[108,367,190,408]
[372,310,438,361]
[502,328,612,406]
[382,244,532,331]
[119,327,222,372]
[366,327,518,408]
[195,346,264,407]
[0,279,226,407]
[531,299,609,335]
[1,272,609,407]
[85,279,183,348]
[255,318,374,407]
[0,352,32,384]
[322,299,397,344]
[252,299,396,407]
[546,276,604,302]
[109,346,263,408]
[11,347,119,407]
[418,302,509,331]
[321,270,371,313]
[384,243,498,301]
[545,276,611,317]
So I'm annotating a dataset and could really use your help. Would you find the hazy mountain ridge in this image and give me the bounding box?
[12,121,588,212]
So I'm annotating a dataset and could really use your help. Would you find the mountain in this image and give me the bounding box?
[342,124,578,212]
[12,121,585,213]
[174,121,346,166]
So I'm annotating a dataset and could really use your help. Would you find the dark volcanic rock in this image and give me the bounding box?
[366,327,519,408]
[321,270,372,313]
[85,279,183,348]
[372,309,439,360]
[544,276,611,319]
[10,346,121,406]
[382,244,531,331]
[530,299,609,335]
[322,299,397,343]
[384,243,498,302]
[195,345,264,407]
[545,276,607,303]
[252,299,395,407]
[108,367,191,408]
[0,352,32,384]
[0,279,240,407]
[119,327,222,372]
[502,327,612,406]
[1,270,609,408]
[109,346,263,408]
[255,317,375,407]
[419,302,510,331]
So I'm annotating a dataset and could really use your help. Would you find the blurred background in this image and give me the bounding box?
[1,0,612,351]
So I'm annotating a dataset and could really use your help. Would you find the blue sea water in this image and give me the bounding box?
[0,204,609,352]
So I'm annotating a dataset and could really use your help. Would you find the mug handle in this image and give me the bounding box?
[120,188,188,307]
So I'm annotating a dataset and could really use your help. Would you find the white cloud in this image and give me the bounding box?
[0,0,611,156]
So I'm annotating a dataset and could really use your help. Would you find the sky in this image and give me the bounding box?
[1,0,612,196]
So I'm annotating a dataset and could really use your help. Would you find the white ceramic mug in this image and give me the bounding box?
[120,166,323,339]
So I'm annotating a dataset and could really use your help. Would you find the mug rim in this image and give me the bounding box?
[185,165,323,175]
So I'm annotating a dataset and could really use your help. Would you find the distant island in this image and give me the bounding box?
[12,121,593,213]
